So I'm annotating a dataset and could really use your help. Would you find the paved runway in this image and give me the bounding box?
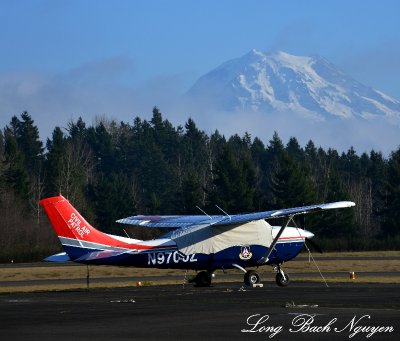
[1,282,399,340]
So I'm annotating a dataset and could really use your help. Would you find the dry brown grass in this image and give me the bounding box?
[297,250,400,258]
[0,265,189,282]
[282,259,400,273]
[0,251,399,293]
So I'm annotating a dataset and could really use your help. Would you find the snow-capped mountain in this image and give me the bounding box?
[186,50,400,124]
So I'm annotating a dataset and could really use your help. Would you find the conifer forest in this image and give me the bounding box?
[1,108,399,261]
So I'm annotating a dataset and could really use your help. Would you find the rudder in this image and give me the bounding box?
[40,195,119,259]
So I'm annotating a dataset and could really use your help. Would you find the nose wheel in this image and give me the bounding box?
[274,265,290,287]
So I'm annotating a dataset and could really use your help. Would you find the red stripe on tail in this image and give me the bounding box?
[40,195,124,246]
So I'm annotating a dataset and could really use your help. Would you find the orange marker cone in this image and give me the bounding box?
[350,272,356,280]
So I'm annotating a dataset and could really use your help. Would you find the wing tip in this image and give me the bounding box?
[322,201,356,210]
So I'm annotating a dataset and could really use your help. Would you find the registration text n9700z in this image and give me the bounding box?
[148,251,197,265]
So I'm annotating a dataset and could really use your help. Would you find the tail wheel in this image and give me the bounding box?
[275,271,290,287]
[244,270,260,286]
[195,271,212,287]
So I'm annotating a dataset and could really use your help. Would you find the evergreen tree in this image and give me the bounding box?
[178,118,209,209]
[315,169,355,237]
[211,143,255,213]
[68,117,87,140]
[304,140,322,199]
[286,136,303,162]
[206,130,226,187]
[131,116,176,214]
[382,148,400,236]
[0,130,5,193]
[184,118,208,168]
[86,122,114,174]
[368,150,387,234]
[341,146,361,179]
[3,122,30,200]
[175,170,204,214]
[265,132,285,207]
[270,151,316,209]
[251,137,269,210]
[45,127,67,195]
[89,172,136,232]
[16,112,44,171]
[54,119,94,212]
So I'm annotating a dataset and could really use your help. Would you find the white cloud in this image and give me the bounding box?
[1,59,398,155]
[170,104,400,155]
[0,57,185,139]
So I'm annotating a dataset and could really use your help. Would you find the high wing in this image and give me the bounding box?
[116,215,226,229]
[116,201,355,228]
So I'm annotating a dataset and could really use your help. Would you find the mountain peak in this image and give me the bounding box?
[249,48,264,56]
[244,49,314,67]
[186,49,400,123]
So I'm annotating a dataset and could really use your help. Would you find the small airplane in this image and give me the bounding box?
[40,195,355,287]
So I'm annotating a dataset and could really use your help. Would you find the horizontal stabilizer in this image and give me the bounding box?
[74,250,132,262]
[44,252,71,262]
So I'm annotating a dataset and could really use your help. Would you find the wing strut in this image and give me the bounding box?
[258,215,294,264]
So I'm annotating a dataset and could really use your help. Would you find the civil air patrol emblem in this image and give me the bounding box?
[239,245,252,260]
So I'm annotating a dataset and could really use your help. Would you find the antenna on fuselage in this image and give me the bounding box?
[196,206,212,220]
[215,205,231,221]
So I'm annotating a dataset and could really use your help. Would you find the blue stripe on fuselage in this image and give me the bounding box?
[61,241,305,270]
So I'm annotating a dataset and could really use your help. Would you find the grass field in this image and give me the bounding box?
[0,251,399,293]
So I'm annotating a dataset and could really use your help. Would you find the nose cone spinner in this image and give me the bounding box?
[302,230,314,239]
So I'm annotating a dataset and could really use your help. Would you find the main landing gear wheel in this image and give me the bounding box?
[244,270,260,286]
[275,270,290,287]
[194,271,212,287]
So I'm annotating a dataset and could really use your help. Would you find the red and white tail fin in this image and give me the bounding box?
[40,195,122,247]
[41,195,171,262]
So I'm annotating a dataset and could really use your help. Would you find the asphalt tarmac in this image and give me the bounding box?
[1,282,399,341]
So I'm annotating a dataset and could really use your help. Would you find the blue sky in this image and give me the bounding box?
[1,0,399,151]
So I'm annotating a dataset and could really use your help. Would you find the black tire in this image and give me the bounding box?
[244,270,260,286]
[195,271,212,287]
[275,271,290,287]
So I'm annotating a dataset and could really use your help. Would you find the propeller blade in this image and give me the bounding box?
[305,238,323,254]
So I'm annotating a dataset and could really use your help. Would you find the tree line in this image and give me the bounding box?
[1,108,399,261]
